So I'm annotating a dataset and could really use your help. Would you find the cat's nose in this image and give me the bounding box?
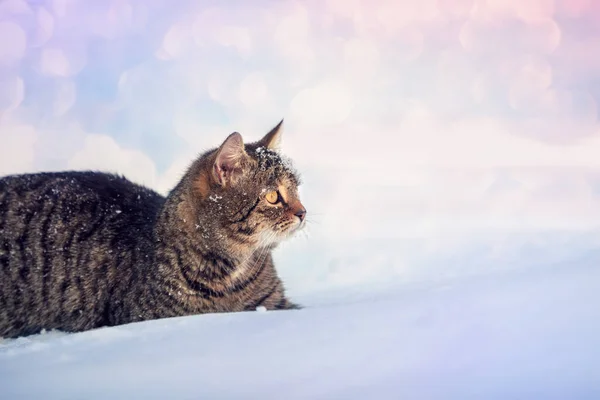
[294,207,306,222]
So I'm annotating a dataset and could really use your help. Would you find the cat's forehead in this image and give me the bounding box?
[248,145,301,187]
[252,146,284,168]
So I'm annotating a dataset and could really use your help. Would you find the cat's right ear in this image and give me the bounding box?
[212,132,247,187]
[257,119,284,150]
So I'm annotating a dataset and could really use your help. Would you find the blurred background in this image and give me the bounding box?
[0,0,599,298]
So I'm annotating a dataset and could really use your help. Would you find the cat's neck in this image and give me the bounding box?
[153,195,255,284]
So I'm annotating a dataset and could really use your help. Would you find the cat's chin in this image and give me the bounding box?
[283,220,305,238]
[256,225,302,248]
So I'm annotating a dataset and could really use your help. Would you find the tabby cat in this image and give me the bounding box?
[0,120,305,338]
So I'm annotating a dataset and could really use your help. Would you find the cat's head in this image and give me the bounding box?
[181,120,306,253]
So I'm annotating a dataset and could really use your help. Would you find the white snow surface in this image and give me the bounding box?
[2,261,599,399]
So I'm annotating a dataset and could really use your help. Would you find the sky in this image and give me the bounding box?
[0,0,599,295]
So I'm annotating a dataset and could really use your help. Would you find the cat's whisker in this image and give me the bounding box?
[242,231,277,293]
[239,231,272,268]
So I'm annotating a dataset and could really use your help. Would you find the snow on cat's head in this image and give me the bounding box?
[175,120,306,257]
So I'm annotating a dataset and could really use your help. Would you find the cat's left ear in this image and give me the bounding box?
[257,119,284,150]
[213,132,247,186]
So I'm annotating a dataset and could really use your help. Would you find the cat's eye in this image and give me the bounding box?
[265,190,280,204]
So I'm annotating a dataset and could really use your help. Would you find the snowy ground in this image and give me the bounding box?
[2,259,599,399]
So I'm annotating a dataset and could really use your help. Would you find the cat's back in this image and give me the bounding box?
[0,171,164,245]
[0,171,164,338]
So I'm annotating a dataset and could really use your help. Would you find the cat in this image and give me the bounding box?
[0,120,306,338]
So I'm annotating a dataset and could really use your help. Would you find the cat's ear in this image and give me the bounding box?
[212,132,247,186]
[257,119,284,150]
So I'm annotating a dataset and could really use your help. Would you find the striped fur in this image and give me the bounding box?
[0,122,304,338]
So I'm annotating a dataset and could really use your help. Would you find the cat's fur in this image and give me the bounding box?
[0,121,305,338]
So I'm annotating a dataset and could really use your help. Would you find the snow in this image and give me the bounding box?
[2,260,599,399]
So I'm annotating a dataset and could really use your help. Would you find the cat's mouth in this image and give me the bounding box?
[264,220,304,244]
[292,219,305,232]
[256,216,305,248]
